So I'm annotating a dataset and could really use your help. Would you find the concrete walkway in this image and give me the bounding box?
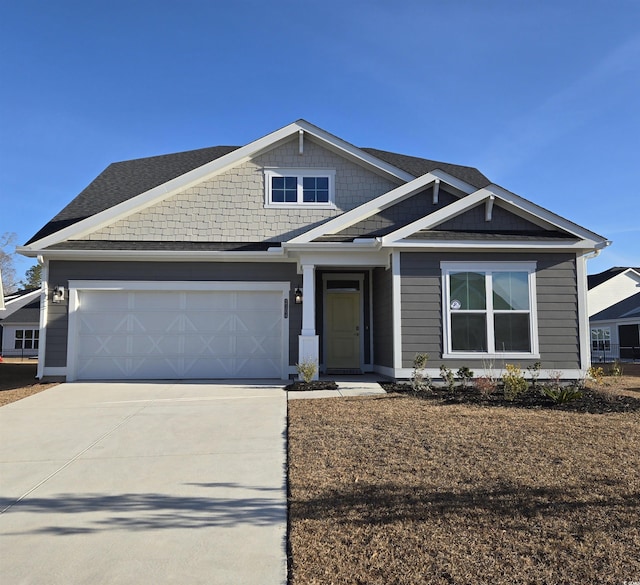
[287,375,387,400]
[0,382,287,585]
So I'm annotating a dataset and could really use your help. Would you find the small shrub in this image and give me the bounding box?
[296,358,317,383]
[587,366,605,387]
[475,375,497,397]
[411,353,431,393]
[527,361,542,388]
[502,364,528,401]
[456,367,474,389]
[609,360,623,377]
[542,385,583,404]
[439,365,455,392]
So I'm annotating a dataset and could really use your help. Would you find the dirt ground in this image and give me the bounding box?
[0,360,59,406]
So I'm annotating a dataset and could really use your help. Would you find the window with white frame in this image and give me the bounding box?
[591,327,611,351]
[14,329,39,350]
[264,169,335,207]
[441,262,538,357]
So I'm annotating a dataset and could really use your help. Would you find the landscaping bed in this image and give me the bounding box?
[379,382,640,414]
[288,394,640,585]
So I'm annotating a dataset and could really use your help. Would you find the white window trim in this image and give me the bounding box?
[441,261,540,359]
[264,168,336,209]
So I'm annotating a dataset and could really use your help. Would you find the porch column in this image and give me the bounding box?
[298,263,319,380]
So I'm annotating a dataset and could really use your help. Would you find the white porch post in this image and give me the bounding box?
[298,263,319,380]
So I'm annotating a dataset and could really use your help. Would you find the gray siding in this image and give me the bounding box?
[372,266,394,368]
[434,203,544,233]
[399,252,580,370]
[45,260,301,368]
[336,188,459,237]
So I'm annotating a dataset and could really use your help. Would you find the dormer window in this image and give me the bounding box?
[264,169,336,208]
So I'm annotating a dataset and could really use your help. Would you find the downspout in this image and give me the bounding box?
[36,256,48,380]
[577,240,611,374]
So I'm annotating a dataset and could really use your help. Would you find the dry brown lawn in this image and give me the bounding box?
[288,387,640,584]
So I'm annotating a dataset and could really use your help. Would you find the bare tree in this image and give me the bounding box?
[1,232,18,294]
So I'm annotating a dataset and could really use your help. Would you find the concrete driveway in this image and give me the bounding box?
[0,382,287,585]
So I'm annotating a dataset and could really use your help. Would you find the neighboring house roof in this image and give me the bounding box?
[0,288,40,321]
[0,298,40,324]
[590,292,640,321]
[588,267,640,289]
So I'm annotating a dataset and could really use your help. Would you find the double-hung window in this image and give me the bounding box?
[591,327,611,351]
[15,329,39,350]
[441,262,539,358]
[264,169,335,208]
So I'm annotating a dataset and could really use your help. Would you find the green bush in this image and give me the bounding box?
[456,367,474,389]
[411,353,431,393]
[502,364,528,401]
[542,385,583,404]
[439,365,455,392]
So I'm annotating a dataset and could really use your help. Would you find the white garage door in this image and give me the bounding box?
[70,285,286,380]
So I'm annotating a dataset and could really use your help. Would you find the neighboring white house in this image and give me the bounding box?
[588,267,640,362]
[0,288,41,359]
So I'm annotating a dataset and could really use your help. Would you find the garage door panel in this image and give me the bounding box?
[73,288,286,380]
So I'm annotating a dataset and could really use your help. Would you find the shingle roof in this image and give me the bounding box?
[360,148,490,190]
[590,291,640,321]
[26,141,492,245]
[26,146,239,244]
[587,267,640,289]
[1,299,40,324]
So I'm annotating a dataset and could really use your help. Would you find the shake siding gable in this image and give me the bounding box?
[82,138,400,243]
[399,252,580,370]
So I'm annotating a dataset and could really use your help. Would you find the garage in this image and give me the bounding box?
[67,281,288,380]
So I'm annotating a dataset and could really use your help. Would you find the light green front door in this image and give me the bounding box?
[326,292,360,369]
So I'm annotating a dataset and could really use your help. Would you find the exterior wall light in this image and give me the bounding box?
[52,285,65,303]
[294,287,303,304]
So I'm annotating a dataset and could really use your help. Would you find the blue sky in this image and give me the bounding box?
[1,0,639,279]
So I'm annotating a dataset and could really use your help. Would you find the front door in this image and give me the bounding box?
[326,292,360,370]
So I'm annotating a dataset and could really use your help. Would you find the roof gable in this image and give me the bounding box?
[75,137,402,245]
[0,288,40,320]
[380,183,607,247]
[22,120,493,252]
[590,291,640,321]
[1,298,40,324]
[588,267,640,289]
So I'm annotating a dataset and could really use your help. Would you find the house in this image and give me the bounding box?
[17,120,609,382]
[588,267,640,362]
[0,288,41,359]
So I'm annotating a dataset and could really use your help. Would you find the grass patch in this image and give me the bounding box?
[288,395,640,584]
